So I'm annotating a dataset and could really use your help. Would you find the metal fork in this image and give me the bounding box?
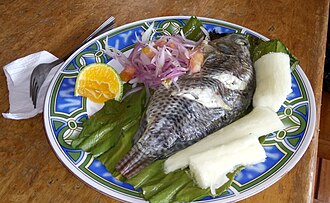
[30,16,116,108]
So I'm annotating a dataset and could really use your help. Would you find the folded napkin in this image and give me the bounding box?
[2,51,63,120]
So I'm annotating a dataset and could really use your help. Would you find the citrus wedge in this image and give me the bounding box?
[75,63,123,103]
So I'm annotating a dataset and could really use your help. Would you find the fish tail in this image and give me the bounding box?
[116,145,153,178]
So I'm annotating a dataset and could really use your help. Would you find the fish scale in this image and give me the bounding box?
[116,34,256,178]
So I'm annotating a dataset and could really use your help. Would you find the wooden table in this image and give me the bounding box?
[1,1,329,202]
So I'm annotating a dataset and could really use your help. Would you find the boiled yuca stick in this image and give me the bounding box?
[164,106,284,173]
[189,135,266,195]
[253,52,292,112]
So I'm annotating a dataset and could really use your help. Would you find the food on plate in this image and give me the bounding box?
[182,16,205,41]
[104,28,205,89]
[252,39,299,71]
[116,33,256,178]
[164,106,284,173]
[126,158,244,202]
[189,135,266,195]
[249,38,298,112]
[253,52,292,111]
[74,63,123,103]
[71,16,300,203]
[71,84,146,163]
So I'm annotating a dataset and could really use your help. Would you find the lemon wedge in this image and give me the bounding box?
[75,63,123,103]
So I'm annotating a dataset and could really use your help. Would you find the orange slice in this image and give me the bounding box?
[75,63,123,103]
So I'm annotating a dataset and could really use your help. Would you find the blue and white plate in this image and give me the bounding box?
[44,16,316,202]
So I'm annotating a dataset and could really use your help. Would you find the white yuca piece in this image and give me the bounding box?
[164,106,284,173]
[253,52,292,112]
[189,135,266,195]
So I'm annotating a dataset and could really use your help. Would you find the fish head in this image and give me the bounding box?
[209,33,251,59]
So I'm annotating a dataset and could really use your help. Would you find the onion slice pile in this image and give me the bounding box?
[104,24,204,89]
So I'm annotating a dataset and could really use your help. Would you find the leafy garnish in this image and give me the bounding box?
[246,34,264,55]
[173,166,244,202]
[70,18,288,203]
[72,84,147,174]
[127,160,243,203]
[251,39,299,71]
[182,16,205,41]
[72,83,244,202]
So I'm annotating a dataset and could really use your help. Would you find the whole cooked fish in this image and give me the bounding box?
[116,33,256,178]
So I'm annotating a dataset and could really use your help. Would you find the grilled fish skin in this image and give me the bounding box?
[116,34,256,178]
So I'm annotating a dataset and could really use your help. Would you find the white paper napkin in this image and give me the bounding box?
[2,51,63,120]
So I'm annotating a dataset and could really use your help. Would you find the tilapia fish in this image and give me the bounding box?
[116,33,256,178]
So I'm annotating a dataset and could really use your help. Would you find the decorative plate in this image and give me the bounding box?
[44,16,316,202]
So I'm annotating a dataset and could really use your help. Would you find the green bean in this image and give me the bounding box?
[173,166,244,202]
[173,181,208,202]
[148,171,191,203]
[85,124,123,157]
[73,121,118,151]
[100,121,140,173]
[126,160,165,189]
[142,170,184,200]
[72,85,146,151]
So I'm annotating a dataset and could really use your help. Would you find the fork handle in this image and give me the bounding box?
[50,58,64,67]
[38,59,65,78]
[62,16,115,61]
[42,17,115,71]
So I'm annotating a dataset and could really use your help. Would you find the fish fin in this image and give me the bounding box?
[116,145,153,178]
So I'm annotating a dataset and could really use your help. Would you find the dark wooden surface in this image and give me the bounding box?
[319,91,330,160]
[315,89,330,202]
[315,158,330,202]
[1,1,329,202]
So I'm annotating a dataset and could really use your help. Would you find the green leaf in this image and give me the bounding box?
[173,166,244,202]
[71,84,147,164]
[142,170,185,200]
[252,39,299,71]
[246,34,264,55]
[182,16,205,41]
[98,120,140,173]
[127,160,244,203]
[148,171,191,203]
[126,160,166,189]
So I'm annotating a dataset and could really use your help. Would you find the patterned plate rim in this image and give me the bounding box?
[43,16,316,202]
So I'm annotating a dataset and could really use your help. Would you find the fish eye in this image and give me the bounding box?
[235,40,248,46]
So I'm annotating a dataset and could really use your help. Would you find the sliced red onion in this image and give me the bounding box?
[104,37,131,67]
[155,46,166,71]
[140,52,151,64]
[172,76,181,91]
[199,26,210,40]
[141,22,155,43]
[106,29,204,89]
